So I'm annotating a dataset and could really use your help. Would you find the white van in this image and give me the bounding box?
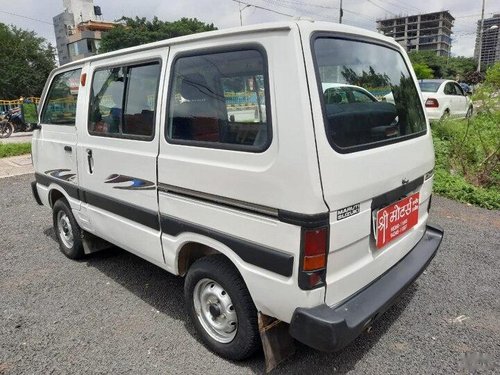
[31,20,443,360]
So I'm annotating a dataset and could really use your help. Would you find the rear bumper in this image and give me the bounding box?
[289,224,444,352]
[31,181,43,206]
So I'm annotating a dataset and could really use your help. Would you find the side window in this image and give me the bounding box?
[454,84,464,96]
[444,83,455,95]
[88,62,160,139]
[167,48,271,151]
[41,69,82,125]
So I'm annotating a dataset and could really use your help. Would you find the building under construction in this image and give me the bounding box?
[376,11,454,57]
[474,14,500,71]
[53,0,117,65]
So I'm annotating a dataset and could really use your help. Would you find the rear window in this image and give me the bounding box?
[313,37,426,153]
[419,82,441,92]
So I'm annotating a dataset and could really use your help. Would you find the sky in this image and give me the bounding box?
[1,0,499,57]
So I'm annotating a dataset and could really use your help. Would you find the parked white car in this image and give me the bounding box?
[419,79,473,121]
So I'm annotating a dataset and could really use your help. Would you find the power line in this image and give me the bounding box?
[230,0,294,18]
[0,10,53,26]
[366,0,397,16]
[261,0,376,22]
[378,0,422,14]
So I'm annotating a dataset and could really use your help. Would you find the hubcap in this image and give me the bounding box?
[193,278,238,343]
[57,211,74,248]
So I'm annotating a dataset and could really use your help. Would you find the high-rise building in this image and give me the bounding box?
[474,14,500,70]
[377,11,454,57]
[53,0,115,65]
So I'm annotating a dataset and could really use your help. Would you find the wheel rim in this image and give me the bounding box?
[57,210,74,248]
[193,278,238,343]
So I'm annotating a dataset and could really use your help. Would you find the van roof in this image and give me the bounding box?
[58,20,399,70]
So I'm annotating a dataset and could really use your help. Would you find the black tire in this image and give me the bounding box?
[440,109,450,121]
[184,255,260,360]
[0,121,13,138]
[52,199,84,259]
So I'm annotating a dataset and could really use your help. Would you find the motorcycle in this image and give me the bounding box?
[0,107,34,139]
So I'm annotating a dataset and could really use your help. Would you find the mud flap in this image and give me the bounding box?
[258,313,295,373]
[82,230,112,254]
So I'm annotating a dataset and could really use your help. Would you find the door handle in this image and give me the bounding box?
[64,145,72,152]
[87,149,93,174]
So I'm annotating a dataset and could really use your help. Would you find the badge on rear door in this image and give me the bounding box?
[337,203,360,220]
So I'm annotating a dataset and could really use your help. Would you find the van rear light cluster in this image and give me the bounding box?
[425,98,439,108]
[299,226,329,290]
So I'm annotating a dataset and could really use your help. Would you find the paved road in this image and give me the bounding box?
[0,132,32,145]
[1,174,499,374]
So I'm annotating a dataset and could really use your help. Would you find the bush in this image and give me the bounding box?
[0,142,31,158]
[432,112,499,209]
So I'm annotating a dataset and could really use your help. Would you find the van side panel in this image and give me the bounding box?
[158,26,328,322]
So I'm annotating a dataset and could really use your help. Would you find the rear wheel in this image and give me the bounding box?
[184,255,260,360]
[52,199,84,259]
[440,109,450,121]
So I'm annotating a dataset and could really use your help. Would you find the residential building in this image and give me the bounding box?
[474,14,500,70]
[53,0,115,65]
[377,11,454,57]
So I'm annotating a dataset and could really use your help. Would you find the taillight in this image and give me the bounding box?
[425,98,439,108]
[299,226,329,290]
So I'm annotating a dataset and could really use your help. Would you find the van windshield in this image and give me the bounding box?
[313,37,426,152]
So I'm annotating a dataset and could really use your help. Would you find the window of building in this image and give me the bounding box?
[88,62,160,139]
[41,69,82,125]
[166,48,271,152]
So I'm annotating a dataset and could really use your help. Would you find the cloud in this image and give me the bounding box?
[0,0,494,57]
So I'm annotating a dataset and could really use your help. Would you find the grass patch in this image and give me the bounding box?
[432,111,499,209]
[0,142,31,158]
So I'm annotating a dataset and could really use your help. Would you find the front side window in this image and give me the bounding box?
[88,62,160,139]
[314,37,426,152]
[41,69,81,125]
[167,48,271,151]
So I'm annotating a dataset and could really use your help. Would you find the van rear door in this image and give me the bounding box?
[303,33,435,306]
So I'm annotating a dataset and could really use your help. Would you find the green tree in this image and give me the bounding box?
[408,51,477,81]
[412,62,434,79]
[99,17,217,53]
[0,23,55,99]
[485,62,500,89]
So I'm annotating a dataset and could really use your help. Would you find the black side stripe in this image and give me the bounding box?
[36,173,294,276]
[161,214,294,277]
[158,183,329,228]
[35,172,80,200]
[81,190,160,230]
[35,173,159,230]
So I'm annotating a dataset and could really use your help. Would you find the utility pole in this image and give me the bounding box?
[477,0,486,72]
[339,0,343,24]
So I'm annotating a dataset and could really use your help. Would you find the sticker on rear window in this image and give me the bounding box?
[337,203,360,220]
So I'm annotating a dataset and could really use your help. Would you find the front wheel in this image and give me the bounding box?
[52,199,84,259]
[0,121,13,138]
[184,255,260,360]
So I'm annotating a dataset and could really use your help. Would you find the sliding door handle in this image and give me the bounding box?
[87,149,93,174]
